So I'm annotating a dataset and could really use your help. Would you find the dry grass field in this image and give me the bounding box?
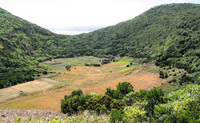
[0,57,165,112]
[0,78,59,102]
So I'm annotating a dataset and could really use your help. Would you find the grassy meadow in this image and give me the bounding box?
[0,56,166,112]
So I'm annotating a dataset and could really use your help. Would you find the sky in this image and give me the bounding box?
[0,0,200,35]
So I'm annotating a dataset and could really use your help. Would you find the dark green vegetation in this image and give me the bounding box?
[61,83,200,122]
[84,63,101,67]
[65,65,71,71]
[61,82,131,115]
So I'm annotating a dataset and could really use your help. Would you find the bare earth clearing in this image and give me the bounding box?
[0,57,165,114]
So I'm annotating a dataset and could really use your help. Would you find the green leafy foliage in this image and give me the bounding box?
[71,89,83,96]
[65,65,72,71]
[105,82,134,100]
[154,84,200,123]
[124,106,148,123]
[86,95,112,114]
[105,88,124,100]
[85,63,101,67]
[61,82,133,115]
[117,82,134,95]
[60,84,200,122]
[110,109,126,123]
[61,90,91,115]
[145,87,166,117]
[123,92,137,106]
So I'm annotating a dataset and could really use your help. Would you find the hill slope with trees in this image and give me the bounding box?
[0,3,200,88]
[77,3,200,83]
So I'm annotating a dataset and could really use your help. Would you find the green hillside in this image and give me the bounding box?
[0,3,200,88]
[77,3,200,83]
[0,8,53,87]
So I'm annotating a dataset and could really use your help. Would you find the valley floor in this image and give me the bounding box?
[0,57,165,112]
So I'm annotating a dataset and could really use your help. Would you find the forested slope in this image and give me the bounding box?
[77,3,200,83]
[0,8,63,87]
[0,3,200,88]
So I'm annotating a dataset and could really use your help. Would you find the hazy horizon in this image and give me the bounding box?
[1,0,200,35]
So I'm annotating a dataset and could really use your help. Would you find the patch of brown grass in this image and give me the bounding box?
[12,78,59,93]
[0,63,165,112]
[83,71,164,94]
[0,78,59,103]
[71,66,101,73]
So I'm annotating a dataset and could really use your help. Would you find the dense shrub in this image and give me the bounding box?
[42,71,47,75]
[91,63,101,67]
[110,109,126,123]
[84,63,101,67]
[179,73,194,85]
[159,71,164,78]
[110,99,126,111]
[124,106,148,123]
[105,88,123,99]
[71,89,83,96]
[101,59,111,65]
[154,84,200,123]
[65,65,72,71]
[145,87,165,117]
[86,95,107,114]
[61,82,132,115]
[117,82,134,95]
[85,63,90,66]
[123,92,137,106]
[61,89,91,115]
[61,84,200,123]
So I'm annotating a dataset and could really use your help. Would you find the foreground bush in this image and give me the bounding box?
[105,82,134,99]
[124,106,148,123]
[61,82,133,115]
[154,84,200,123]
[61,83,200,123]
[61,94,91,115]
[110,109,126,123]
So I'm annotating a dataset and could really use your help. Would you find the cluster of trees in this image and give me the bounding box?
[100,59,116,65]
[0,48,39,88]
[84,56,117,67]
[61,83,200,123]
[65,65,72,71]
[85,63,101,67]
[61,82,133,115]
[154,84,200,123]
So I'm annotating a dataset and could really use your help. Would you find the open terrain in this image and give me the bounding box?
[0,56,165,112]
